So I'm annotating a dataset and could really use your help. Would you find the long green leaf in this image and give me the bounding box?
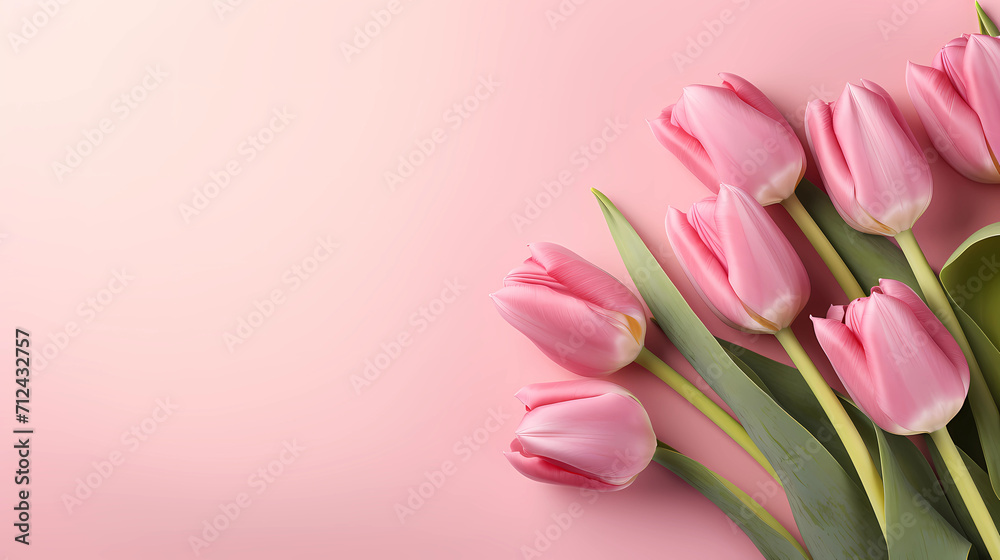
[876,430,972,559]
[594,188,885,559]
[654,444,810,560]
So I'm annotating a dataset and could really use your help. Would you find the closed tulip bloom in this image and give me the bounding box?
[649,73,806,205]
[812,279,970,435]
[665,185,810,334]
[805,80,933,236]
[491,243,646,377]
[907,34,1000,183]
[504,379,657,491]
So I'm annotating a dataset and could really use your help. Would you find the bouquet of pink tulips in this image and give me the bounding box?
[491,4,1000,559]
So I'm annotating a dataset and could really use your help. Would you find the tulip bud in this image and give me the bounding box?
[504,379,657,491]
[649,73,806,205]
[805,80,933,236]
[491,243,646,377]
[665,185,810,334]
[906,34,1000,183]
[812,279,970,435]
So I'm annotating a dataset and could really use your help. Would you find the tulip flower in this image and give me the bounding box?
[812,279,1000,554]
[490,243,646,377]
[812,279,970,435]
[665,184,810,334]
[504,379,656,491]
[906,34,1000,183]
[805,79,932,237]
[649,73,806,206]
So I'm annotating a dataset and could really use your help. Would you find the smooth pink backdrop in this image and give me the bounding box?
[1,0,998,558]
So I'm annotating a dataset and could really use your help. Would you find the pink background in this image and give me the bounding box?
[1,0,998,558]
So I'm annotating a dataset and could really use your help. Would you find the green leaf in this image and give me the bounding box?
[795,180,922,298]
[654,444,810,560]
[594,188,886,559]
[978,1,1000,36]
[876,430,973,559]
[928,439,1000,559]
[941,224,1000,495]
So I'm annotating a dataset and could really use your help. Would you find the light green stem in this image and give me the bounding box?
[635,348,780,483]
[895,229,1000,461]
[774,328,887,534]
[930,427,1000,557]
[782,194,867,301]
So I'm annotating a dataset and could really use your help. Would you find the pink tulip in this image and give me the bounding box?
[812,279,970,435]
[805,80,933,236]
[649,73,806,205]
[504,379,657,491]
[666,185,810,334]
[906,34,1000,183]
[491,243,646,377]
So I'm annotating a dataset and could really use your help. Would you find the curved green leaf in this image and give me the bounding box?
[594,188,886,559]
[654,444,810,560]
[928,439,1000,559]
[941,224,1000,495]
[978,1,1000,36]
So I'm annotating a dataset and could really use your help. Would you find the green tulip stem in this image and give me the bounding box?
[635,348,780,483]
[781,193,867,301]
[895,229,1000,466]
[774,328,887,534]
[930,426,1000,557]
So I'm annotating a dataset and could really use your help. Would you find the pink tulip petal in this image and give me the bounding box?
[857,292,970,433]
[832,83,932,235]
[515,393,656,485]
[523,243,645,338]
[805,99,884,234]
[666,207,762,332]
[714,186,809,330]
[718,72,797,138]
[860,79,923,154]
[875,279,970,384]
[906,62,1000,183]
[504,451,629,492]
[674,85,803,204]
[514,379,636,410]
[812,316,908,434]
[649,107,720,192]
[964,34,1000,163]
[491,285,643,376]
[936,35,971,100]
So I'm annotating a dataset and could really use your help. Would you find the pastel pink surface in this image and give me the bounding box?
[0,1,998,559]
